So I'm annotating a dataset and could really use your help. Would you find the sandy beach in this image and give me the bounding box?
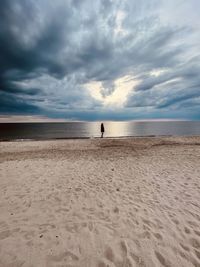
[0,137,200,267]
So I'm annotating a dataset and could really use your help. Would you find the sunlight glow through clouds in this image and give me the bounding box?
[150,69,167,77]
[114,10,127,36]
[85,75,139,107]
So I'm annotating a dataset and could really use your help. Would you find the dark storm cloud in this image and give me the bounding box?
[0,91,40,113]
[0,0,70,76]
[0,0,180,77]
[126,55,200,113]
[0,0,200,119]
[131,56,200,93]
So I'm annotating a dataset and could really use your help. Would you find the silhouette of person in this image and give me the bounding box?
[101,123,105,138]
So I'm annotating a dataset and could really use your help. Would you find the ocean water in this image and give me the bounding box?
[0,121,200,141]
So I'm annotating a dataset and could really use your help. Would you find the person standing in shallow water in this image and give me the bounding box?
[101,123,105,138]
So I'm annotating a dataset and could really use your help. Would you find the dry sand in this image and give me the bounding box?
[0,137,200,267]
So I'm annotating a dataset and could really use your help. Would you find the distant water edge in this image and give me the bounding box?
[0,121,200,141]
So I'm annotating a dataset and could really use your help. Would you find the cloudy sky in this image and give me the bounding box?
[0,0,200,121]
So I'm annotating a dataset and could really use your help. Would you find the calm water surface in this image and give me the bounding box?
[0,121,200,140]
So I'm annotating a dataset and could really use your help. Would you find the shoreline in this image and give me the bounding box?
[1,134,200,142]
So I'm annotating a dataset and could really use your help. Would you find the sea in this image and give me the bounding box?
[0,121,200,141]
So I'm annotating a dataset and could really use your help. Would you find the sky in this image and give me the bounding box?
[0,0,200,121]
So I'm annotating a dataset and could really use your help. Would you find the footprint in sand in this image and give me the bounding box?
[139,230,151,239]
[194,249,200,260]
[105,246,115,262]
[130,252,146,267]
[88,221,93,232]
[187,220,199,228]
[184,226,191,234]
[113,207,119,213]
[0,230,11,240]
[155,251,172,267]
[154,232,163,241]
[180,243,190,252]
[172,218,179,225]
[194,230,200,237]
[104,241,136,267]
[189,238,200,249]
[120,240,128,257]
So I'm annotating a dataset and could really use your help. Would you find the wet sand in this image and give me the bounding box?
[0,137,200,267]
